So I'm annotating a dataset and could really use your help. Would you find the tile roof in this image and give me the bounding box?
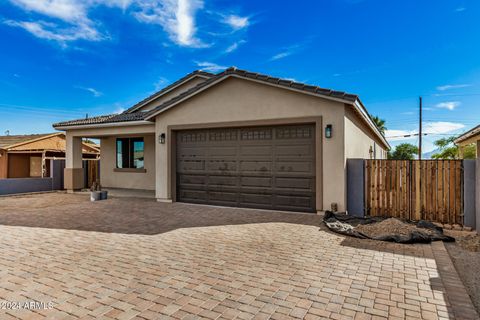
[53,112,148,128]
[144,67,359,119]
[454,124,480,144]
[123,70,214,114]
[0,133,56,149]
[53,67,361,129]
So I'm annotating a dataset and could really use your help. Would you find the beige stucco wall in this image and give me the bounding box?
[100,134,156,190]
[137,76,209,112]
[344,107,387,160]
[154,77,347,211]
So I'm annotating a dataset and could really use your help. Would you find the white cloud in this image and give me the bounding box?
[6,0,253,48]
[424,121,465,134]
[76,85,103,97]
[436,84,470,91]
[224,39,246,53]
[9,0,87,22]
[435,101,461,110]
[455,7,466,12]
[195,61,227,72]
[4,20,103,43]
[133,0,207,48]
[270,51,292,61]
[224,15,249,30]
[386,121,465,141]
[270,44,303,61]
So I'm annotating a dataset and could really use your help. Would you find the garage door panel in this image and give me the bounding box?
[240,193,273,205]
[240,161,272,173]
[275,144,313,157]
[275,195,314,210]
[207,160,237,172]
[239,145,273,156]
[240,176,273,188]
[275,161,314,174]
[208,175,238,187]
[208,191,237,203]
[178,174,207,186]
[177,124,316,212]
[276,177,314,190]
[208,146,237,157]
[178,160,206,172]
[178,189,208,202]
[177,145,207,157]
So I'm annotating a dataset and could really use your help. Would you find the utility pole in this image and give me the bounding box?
[419,96,422,160]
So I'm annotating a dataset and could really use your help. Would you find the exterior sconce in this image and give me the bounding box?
[159,133,166,144]
[325,124,333,138]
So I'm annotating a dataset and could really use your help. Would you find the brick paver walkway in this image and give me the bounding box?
[0,193,476,319]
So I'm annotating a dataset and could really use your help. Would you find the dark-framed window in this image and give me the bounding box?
[116,138,144,169]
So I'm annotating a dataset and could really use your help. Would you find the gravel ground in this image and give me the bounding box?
[445,230,480,314]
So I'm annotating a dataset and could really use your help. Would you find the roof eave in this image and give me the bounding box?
[352,99,391,150]
[53,120,154,131]
[125,72,213,114]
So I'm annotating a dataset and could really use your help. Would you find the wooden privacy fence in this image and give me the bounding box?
[365,160,463,225]
[84,160,100,188]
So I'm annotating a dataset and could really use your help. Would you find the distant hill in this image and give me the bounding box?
[422,149,440,159]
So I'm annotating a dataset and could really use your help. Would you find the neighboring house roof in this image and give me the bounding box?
[0,133,58,149]
[52,67,389,148]
[123,70,214,114]
[454,124,480,145]
[0,132,99,154]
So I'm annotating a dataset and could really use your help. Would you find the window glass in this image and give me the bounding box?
[116,137,144,169]
[133,139,144,169]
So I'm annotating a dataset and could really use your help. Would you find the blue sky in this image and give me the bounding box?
[0,0,479,152]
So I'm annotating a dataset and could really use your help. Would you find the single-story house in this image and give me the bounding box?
[455,124,479,159]
[0,133,99,179]
[53,67,389,213]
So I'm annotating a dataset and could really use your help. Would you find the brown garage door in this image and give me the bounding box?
[176,125,316,212]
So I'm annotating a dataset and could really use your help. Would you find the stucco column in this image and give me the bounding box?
[155,124,172,202]
[64,133,84,191]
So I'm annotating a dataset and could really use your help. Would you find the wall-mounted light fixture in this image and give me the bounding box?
[159,133,166,144]
[325,124,333,138]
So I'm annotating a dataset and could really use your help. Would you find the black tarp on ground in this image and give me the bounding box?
[323,211,455,244]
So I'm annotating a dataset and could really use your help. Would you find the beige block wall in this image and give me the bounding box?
[100,134,156,190]
[154,77,347,211]
[137,77,208,112]
[344,107,387,160]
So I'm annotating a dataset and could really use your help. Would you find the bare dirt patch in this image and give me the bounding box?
[446,240,480,314]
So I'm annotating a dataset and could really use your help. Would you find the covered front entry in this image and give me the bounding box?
[176,124,316,212]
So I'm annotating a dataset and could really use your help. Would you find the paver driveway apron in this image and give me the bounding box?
[0,193,476,319]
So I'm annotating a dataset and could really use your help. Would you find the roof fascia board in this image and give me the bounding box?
[127,73,212,114]
[353,100,390,149]
[145,74,356,120]
[54,120,153,131]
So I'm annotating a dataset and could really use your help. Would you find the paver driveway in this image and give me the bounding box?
[0,193,475,319]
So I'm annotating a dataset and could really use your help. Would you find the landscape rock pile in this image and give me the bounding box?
[323,211,455,244]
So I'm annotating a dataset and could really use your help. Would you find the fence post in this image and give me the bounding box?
[477,157,480,234]
[347,159,365,217]
[463,160,476,228]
